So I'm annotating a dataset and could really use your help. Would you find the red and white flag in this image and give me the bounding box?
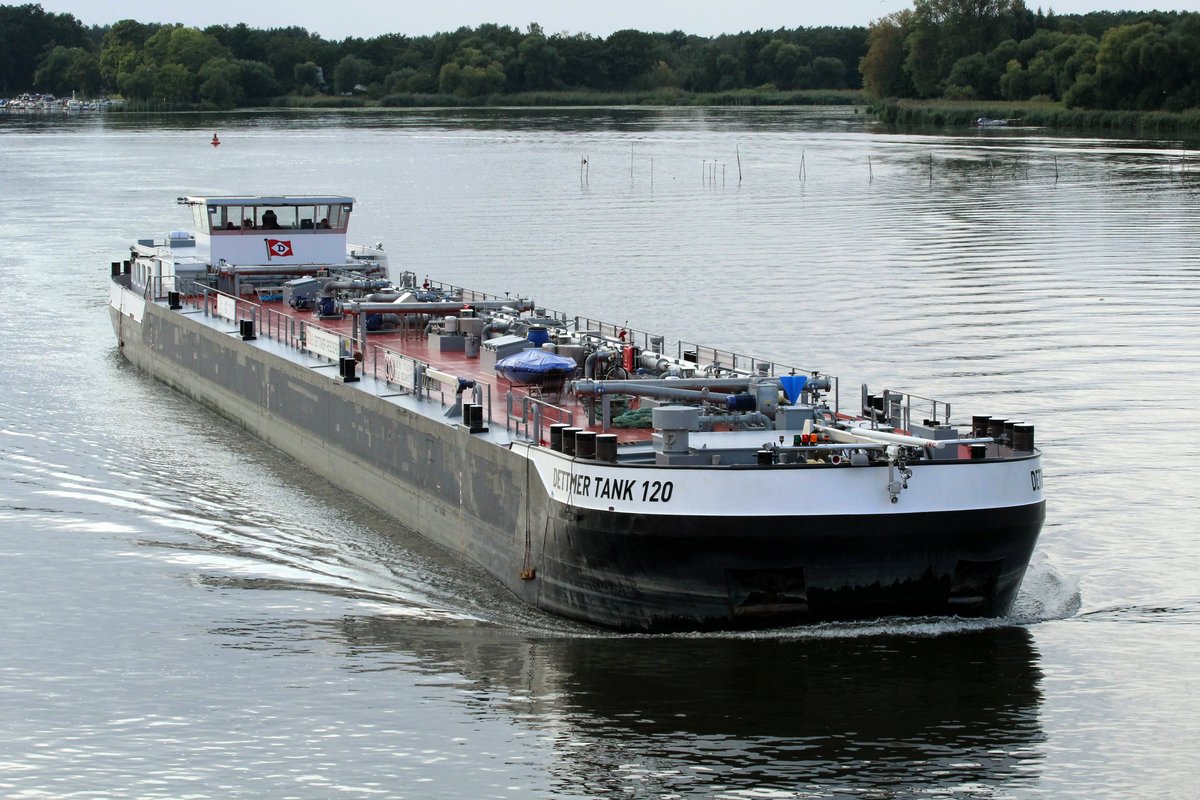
[265,239,293,259]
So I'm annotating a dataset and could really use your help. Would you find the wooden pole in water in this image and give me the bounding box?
[868,155,873,183]
[736,145,742,183]
[799,151,806,182]
[928,153,933,185]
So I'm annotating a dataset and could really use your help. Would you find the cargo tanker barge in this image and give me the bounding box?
[109,195,1045,631]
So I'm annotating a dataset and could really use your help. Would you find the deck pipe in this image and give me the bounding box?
[816,424,995,451]
[347,299,534,315]
[480,319,510,340]
[572,379,756,411]
[217,264,382,277]
[573,377,755,394]
[583,349,615,379]
[321,279,392,296]
[698,412,772,429]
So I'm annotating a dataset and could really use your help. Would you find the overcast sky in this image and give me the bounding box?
[37,0,1198,40]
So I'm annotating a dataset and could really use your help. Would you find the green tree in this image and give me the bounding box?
[34,45,100,96]
[117,63,156,100]
[759,39,810,89]
[860,11,915,98]
[435,37,510,97]
[904,0,1030,97]
[205,22,267,61]
[985,38,1019,79]
[1050,34,1099,99]
[0,3,90,93]
[1092,22,1163,109]
[1017,28,1066,63]
[555,33,608,88]
[155,62,194,102]
[945,52,998,97]
[1063,70,1099,107]
[99,19,157,92]
[438,60,505,97]
[714,52,741,90]
[999,58,1032,99]
[811,56,846,89]
[333,54,369,94]
[604,29,655,88]
[904,19,942,96]
[143,25,229,74]
[237,60,277,98]
[514,25,563,90]
[265,27,334,93]
[197,57,242,107]
[293,60,322,91]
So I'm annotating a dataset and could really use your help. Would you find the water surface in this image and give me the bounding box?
[1,107,1198,798]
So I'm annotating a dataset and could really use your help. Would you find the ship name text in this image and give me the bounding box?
[552,469,674,504]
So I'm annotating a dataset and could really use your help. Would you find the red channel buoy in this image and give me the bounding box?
[211,133,220,147]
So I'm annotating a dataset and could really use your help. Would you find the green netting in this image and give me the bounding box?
[611,406,654,429]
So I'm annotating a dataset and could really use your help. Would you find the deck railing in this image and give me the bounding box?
[866,386,951,429]
[152,279,973,432]
[158,279,498,425]
[506,392,574,444]
[372,342,493,424]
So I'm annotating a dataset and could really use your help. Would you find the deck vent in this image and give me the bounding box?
[652,406,699,454]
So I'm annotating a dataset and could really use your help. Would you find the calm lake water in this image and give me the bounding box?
[1,106,1198,798]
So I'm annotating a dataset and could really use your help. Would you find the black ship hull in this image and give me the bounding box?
[534,498,1045,630]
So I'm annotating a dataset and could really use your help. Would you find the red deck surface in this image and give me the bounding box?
[248,296,652,445]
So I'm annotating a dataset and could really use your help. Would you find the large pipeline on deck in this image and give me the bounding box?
[219,264,353,276]
[572,378,757,410]
[574,377,754,394]
[816,424,995,450]
[347,299,535,315]
[322,279,392,295]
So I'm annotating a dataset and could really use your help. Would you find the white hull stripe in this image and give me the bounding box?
[521,444,1043,517]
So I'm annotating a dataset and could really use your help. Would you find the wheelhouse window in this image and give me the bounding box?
[207,205,260,233]
[201,200,351,234]
[256,205,292,230]
[323,203,351,231]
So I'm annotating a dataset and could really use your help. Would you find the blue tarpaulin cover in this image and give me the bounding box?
[495,349,578,384]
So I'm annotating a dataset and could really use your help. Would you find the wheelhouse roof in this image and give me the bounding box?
[179,196,355,207]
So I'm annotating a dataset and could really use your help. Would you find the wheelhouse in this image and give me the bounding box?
[177,195,355,268]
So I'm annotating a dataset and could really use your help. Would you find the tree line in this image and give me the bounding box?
[0,4,867,105]
[1,1,1198,112]
[861,1,1200,111]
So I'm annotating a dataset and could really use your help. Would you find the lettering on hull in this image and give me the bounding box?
[552,468,673,504]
